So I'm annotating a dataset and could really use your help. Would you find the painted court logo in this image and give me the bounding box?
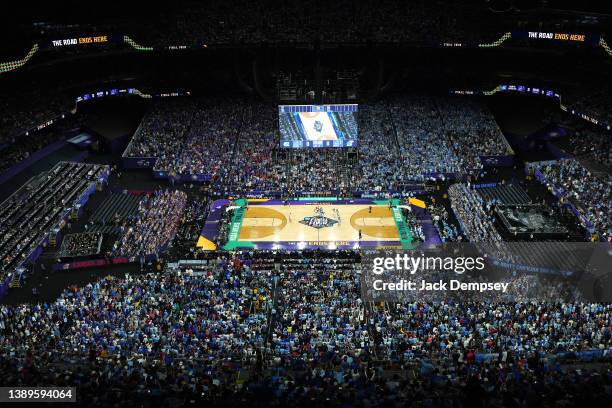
[299,206,338,229]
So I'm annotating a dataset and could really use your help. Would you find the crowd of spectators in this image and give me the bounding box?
[0,259,272,404]
[123,99,192,161]
[269,257,366,366]
[284,149,354,195]
[161,99,242,180]
[429,203,462,242]
[2,10,610,406]
[403,207,425,242]
[389,96,463,179]
[167,188,211,259]
[353,103,404,191]
[229,103,283,193]
[111,189,187,258]
[537,159,611,240]
[1,251,610,405]
[313,96,509,189]
[448,183,503,243]
[438,97,513,170]
[124,98,243,182]
[371,294,611,360]
[126,96,512,193]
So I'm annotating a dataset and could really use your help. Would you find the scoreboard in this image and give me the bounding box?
[279,104,358,148]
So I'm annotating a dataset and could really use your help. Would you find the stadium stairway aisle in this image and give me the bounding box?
[477,184,532,205]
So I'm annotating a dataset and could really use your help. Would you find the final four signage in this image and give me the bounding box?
[527,31,586,41]
[299,207,338,229]
[50,35,109,47]
[514,31,599,44]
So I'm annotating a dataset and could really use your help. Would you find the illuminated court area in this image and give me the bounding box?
[237,204,400,244]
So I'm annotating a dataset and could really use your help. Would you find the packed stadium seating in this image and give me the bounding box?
[110,189,187,257]
[0,162,108,283]
[122,95,513,191]
[124,98,243,181]
[429,203,463,242]
[284,149,354,194]
[1,252,609,405]
[167,189,210,259]
[123,99,192,163]
[536,159,611,239]
[229,103,283,193]
[1,5,611,404]
[438,98,513,169]
[355,102,406,191]
[390,96,463,179]
[448,184,503,243]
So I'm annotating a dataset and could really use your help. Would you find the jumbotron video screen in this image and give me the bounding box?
[279,104,358,148]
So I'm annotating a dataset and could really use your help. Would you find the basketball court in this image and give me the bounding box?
[239,204,398,242]
[203,198,419,250]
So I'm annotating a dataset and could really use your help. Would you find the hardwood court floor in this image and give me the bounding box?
[238,204,400,242]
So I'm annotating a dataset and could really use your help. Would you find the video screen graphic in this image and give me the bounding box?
[279,104,358,148]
